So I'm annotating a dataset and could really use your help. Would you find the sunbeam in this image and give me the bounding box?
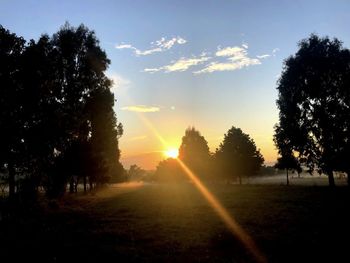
[176,158,267,263]
[132,110,267,262]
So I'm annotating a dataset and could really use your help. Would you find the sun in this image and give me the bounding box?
[164,148,179,158]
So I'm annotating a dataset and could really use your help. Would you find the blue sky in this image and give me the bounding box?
[2,0,350,169]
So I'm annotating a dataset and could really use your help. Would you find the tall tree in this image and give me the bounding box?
[0,26,26,198]
[215,127,264,184]
[178,127,211,179]
[0,23,124,198]
[275,34,350,186]
[87,86,123,186]
[46,23,123,194]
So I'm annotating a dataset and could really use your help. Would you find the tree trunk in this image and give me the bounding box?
[327,171,335,187]
[286,169,289,186]
[8,162,15,199]
[69,179,74,193]
[83,176,87,193]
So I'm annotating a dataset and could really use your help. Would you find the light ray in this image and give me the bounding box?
[118,93,266,262]
[176,158,267,263]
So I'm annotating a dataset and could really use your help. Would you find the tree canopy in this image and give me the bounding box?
[274,34,350,186]
[0,23,123,198]
[215,126,264,184]
[178,127,212,179]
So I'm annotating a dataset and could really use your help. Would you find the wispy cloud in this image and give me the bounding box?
[121,105,160,113]
[194,45,260,74]
[116,36,187,56]
[144,54,210,73]
[257,54,270,59]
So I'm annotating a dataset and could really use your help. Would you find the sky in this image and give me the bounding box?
[1,0,350,169]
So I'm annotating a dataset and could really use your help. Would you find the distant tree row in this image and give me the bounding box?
[155,126,264,183]
[0,23,123,199]
[274,34,350,187]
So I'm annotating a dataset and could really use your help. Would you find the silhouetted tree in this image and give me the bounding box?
[215,127,264,184]
[128,164,146,181]
[87,87,123,187]
[178,127,212,179]
[0,23,123,198]
[47,23,122,193]
[275,34,350,186]
[155,158,185,182]
[0,26,26,199]
[274,153,301,186]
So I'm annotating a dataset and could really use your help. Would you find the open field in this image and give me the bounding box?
[1,182,349,262]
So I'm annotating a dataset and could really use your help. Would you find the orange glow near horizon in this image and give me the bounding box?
[133,110,266,263]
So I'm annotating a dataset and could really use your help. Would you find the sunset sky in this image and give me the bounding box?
[2,0,350,169]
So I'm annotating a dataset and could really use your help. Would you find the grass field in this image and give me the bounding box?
[1,182,349,262]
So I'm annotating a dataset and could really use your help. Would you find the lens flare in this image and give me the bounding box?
[122,94,266,263]
[176,159,267,263]
[164,148,179,158]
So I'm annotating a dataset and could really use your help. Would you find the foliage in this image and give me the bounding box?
[155,158,186,182]
[0,23,123,198]
[215,126,264,183]
[128,164,146,181]
[0,25,26,197]
[274,34,350,186]
[178,127,212,179]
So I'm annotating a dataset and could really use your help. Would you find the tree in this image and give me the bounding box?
[45,23,123,194]
[155,158,185,182]
[178,127,212,179]
[87,87,123,187]
[0,23,124,198]
[0,26,26,199]
[274,153,301,186]
[128,164,146,181]
[215,127,264,184]
[275,34,350,186]
[274,125,302,185]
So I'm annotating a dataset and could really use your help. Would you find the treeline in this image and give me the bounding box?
[154,126,264,183]
[274,34,350,187]
[0,23,123,199]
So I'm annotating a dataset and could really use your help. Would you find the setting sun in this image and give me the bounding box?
[164,148,179,158]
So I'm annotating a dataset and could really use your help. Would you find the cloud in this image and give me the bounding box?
[194,45,261,74]
[216,46,246,57]
[115,44,133,49]
[144,54,210,73]
[154,37,187,49]
[143,67,163,73]
[257,54,270,59]
[116,36,187,56]
[121,105,160,112]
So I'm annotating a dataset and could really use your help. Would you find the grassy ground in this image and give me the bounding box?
[1,182,349,262]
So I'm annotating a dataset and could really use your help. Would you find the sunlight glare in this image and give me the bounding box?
[164,148,179,158]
